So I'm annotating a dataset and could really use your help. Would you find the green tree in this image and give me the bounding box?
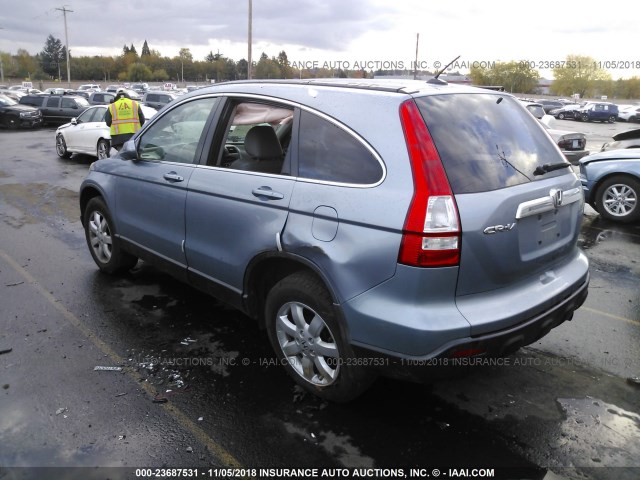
[470,61,540,93]
[254,52,281,79]
[277,50,292,79]
[39,34,65,79]
[152,69,169,81]
[14,49,42,79]
[141,40,151,57]
[126,62,152,81]
[551,55,611,98]
[178,48,193,82]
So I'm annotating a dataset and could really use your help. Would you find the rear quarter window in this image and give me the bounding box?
[297,110,383,185]
[415,94,567,194]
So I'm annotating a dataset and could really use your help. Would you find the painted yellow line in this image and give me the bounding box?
[582,306,640,327]
[0,247,244,469]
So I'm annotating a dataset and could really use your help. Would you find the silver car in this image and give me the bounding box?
[80,80,589,401]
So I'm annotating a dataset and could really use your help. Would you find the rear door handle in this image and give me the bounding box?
[163,172,184,182]
[252,187,284,200]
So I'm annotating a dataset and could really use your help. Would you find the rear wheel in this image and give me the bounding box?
[83,197,138,273]
[265,272,376,402]
[56,134,72,158]
[558,113,566,120]
[97,139,110,159]
[595,175,640,223]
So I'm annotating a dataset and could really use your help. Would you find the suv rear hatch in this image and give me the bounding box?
[413,93,585,334]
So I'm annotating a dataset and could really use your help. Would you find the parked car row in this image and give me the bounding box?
[520,100,589,163]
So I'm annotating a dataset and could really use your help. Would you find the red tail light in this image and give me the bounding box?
[398,100,460,268]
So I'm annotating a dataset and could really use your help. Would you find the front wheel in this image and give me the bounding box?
[97,139,110,159]
[56,134,72,158]
[595,175,640,223]
[581,114,589,122]
[608,115,616,123]
[558,113,566,120]
[265,272,376,402]
[83,197,138,273]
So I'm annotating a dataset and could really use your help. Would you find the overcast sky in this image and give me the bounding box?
[2,0,639,79]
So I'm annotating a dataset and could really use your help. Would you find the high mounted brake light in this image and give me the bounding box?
[398,100,461,267]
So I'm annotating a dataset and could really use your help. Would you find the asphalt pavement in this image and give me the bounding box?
[0,125,639,480]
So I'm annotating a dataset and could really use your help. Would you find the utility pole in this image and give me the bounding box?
[413,33,419,80]
[56,6,73,87]
[0,28,4,83]
[247,0,252,79]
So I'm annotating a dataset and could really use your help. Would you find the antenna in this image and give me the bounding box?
[427,55,460,85]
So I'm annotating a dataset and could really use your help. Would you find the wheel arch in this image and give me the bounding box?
[79,185,106,226]
[243,252,340,328]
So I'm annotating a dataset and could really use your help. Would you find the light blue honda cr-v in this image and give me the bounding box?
[80,79,589,401]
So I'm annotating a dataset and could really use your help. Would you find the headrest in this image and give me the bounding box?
[244,125,283,159]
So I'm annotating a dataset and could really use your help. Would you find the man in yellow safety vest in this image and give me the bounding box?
[105,89,146,153]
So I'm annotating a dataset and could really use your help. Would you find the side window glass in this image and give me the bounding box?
[216,101,294,175]
[77,108,94,123]
[137,97,218,164]
[61,98,75,108]
[298,111,383,184]
[47,97,60,108]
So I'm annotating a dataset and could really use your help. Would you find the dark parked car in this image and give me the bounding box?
[536,99,564,114]
[549,103,582,120]
[19,93,90,124]
[576,102,618,123]
[142,91,177,110]
[79,79,589,401]
[580,149,640,223]
[0,94,43,128]
[88,92,116,105]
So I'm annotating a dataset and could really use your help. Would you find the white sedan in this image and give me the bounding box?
[55,104,157,159]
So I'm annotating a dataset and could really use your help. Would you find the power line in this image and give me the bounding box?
[55,6,73,87]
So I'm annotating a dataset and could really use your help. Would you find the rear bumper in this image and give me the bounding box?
[353,273,589,381]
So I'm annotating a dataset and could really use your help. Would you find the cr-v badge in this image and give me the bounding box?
[483,223,516,234]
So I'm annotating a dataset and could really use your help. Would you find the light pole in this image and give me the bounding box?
[247,0,252,79]
[56,6,73,87]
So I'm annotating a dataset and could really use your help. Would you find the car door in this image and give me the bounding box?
[64,106,107,154]
[184,98,296,296]
[43,96,61,121]
[113,96,220,280]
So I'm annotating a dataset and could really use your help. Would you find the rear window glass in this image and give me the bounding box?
[415,94,567,194]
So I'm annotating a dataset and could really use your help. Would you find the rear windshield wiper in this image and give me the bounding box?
[533,162,571,176]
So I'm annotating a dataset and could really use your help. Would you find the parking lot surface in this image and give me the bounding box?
[0,124,639,480]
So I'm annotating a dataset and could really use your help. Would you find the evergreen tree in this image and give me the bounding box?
[141,40,151,57]
[40,34,65,78]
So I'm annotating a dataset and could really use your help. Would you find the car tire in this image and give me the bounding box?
[56,134,72,159]
[83,197,138,273]
[595,175,640,223]
[265,271,376,402]
[608,115,616,123]
[581,114,589,122]
[558,113,565,120]
[97,139,110,159]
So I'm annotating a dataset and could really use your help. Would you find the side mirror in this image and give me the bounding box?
[71,118,77,125]
[119,139,138,161]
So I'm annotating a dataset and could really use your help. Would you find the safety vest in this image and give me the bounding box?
[109,98,141,136]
